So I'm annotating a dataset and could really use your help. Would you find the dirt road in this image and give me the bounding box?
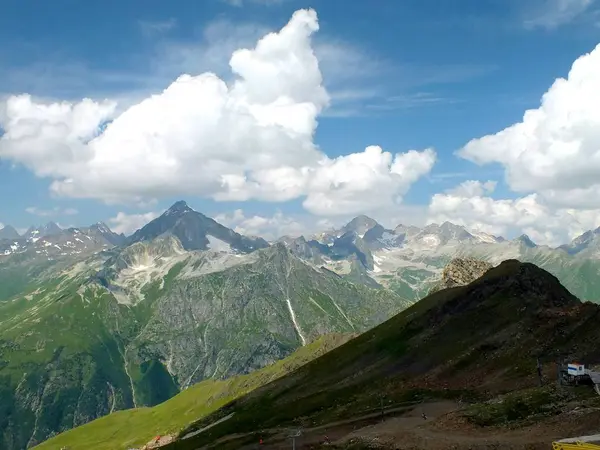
[215,400,600,450]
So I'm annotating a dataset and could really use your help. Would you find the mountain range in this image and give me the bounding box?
[3,201,600,448]
[0,202,407,449]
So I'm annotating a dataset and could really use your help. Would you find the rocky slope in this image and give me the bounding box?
[429,257,493,293]
[168,260,600,449]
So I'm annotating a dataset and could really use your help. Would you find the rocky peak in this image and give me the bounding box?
[0,225,20,240]
[471,260,580,310]
[560,226,600,255]
[341,215,379,236]
[23,222,63,241]
[86,222,126,246]
[128,202,269,253]
[515,234,536,248]
[90,221,112,234]
[393,224,421,239]
[439,221,473,240]
[165,200,193,216]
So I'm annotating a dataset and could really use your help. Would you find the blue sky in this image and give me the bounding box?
[1,0,600,243]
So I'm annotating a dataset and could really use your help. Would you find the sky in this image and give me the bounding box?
[1,0,600,245]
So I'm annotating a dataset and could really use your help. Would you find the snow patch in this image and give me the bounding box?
[206,234,232,253]
[470,231,498,244]
[421,234,441,247]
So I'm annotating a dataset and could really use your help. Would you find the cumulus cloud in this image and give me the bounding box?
[214,209,319,240]
[25,206,79,217]
[428,180,600,246]
[302,146,436,216]
[107,211,160,235]
[458,43,600,210]
[0,9,434,216]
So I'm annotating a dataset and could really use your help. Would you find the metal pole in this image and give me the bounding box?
[292,436,295,450]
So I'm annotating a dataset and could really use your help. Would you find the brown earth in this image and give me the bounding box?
[195,398,600,450]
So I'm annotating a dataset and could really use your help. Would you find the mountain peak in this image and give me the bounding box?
[166,200,193,215]
[342,215,379,236]
[476,260,579,307]
[43,221,62,235]
[0,224,20,240]
[91,221,111,232]
[24,221,62,239]
[515,234,536,248]
[127,201,269,253]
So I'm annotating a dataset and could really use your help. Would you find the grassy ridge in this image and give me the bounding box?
[33,334,352,450]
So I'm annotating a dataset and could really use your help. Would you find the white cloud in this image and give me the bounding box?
[153,19,391,117]
[458,43,600,211]
[302,146,436,216]
[0,96,117,178]
[522,0,595,29]
[25,206,79,217]
[446,179,497,197]
[107,211,160,235]
[214,209,312,240]
[428,180,600,246]
[152,19,271,83]
[0,9,433,217]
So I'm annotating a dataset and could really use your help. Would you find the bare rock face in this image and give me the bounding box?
[430,257,494,293]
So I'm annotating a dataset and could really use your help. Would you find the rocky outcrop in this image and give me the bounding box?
[430,257,493,294]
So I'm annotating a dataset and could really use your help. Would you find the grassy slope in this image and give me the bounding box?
[164,260,600,450]
[33,334,353,450]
